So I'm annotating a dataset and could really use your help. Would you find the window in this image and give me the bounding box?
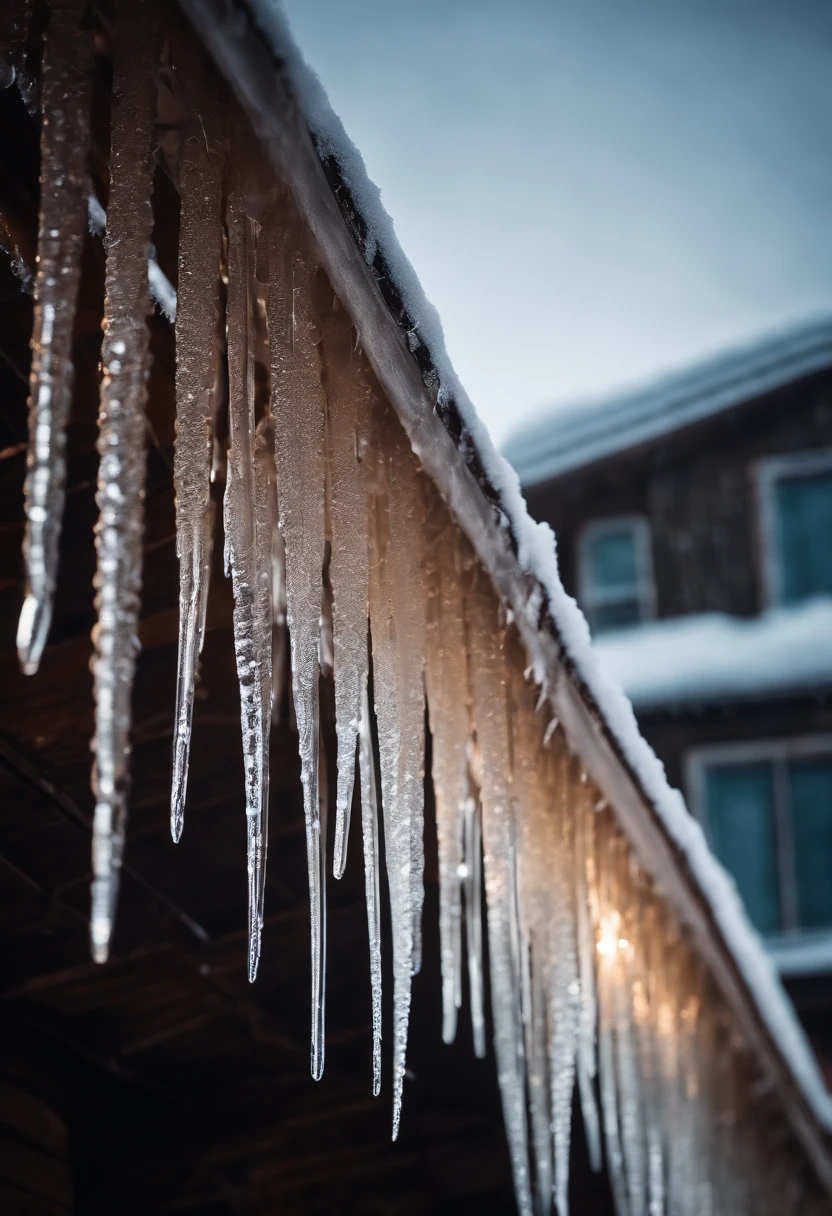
[687,739,832,942]
[578,516,655,635]
[757,449,832,606]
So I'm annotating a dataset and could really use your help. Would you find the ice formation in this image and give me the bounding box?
[89,3,161,964]
[268,207,328,1074]
[170,60,225,845]
[18,2,92,674]
[9,7,832,1215]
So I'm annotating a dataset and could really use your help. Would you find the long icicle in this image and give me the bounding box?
[17,0,93,674]
[507,653,553,1213]
[225,195,273,981]
[90,0,160,963]
[367,410,426,1137]
[548,745,579,1216]
[575,788,603,1175]
[465,567,533,1216]
[358,680,383,1095]
[319,302,382,1090]
[268,210,327,1077]
[320,301,372,881]
[387,430,427,982]
[424,487,470,1046]
[169,51,225,842]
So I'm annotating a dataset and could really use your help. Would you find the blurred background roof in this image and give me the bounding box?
[281,0,832,445]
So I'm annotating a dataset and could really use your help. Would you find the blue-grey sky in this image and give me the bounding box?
[281,0,832,445]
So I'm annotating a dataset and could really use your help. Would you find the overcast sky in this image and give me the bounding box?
[281,0,832,446]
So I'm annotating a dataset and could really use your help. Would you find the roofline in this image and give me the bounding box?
[504,316,832,488]
[181,0,832,1193]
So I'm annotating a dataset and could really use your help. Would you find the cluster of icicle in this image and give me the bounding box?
[10,7,827,1215]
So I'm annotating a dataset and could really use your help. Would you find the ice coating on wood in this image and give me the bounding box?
[367,411,426,1137]
[17,1,92,675]
[424,487,470,1046]
[90,2,159,963]
[465,572,532,1215]
[225,198,273,982]
[319,301,372,880]
[170,62,224,844]
[267,212,327,1078]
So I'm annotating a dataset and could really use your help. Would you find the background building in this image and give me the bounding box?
[504,314,832,1075]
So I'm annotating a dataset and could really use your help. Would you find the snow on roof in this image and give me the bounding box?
[593,598,832,712]
[205,0,832,1142]
[502,314,832,487]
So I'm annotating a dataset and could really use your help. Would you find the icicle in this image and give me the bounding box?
[358,681,383,1095]
[267,211,327,1078]
[546,742,579,1216]
[462,789,487,1059]
[610,880,647,1216]
[225,198,272,982]
[367,410,426,1136]
[89,2,160,963]
[574,792,602,1175]
[320,300,372,880]
[17,1,93,675]
[465,570,532,1216]
[507,652,553,1212]
[592,819,630,1216]
[424,489,470,1045]
[170,67,224,844]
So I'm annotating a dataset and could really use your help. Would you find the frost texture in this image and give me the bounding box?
[225,200,273,982]
[268,213,327,1078]
[90,2,160,963]
[368,412,426,1138]
[170,66,224,844]
[18,1,92,674]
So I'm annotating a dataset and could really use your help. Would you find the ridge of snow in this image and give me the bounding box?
[249,0,832,1131]
[502,314,832,487]
[593,598,832,711]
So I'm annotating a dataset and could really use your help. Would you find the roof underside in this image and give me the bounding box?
[180,0,832,1193]
[502,314,832,487]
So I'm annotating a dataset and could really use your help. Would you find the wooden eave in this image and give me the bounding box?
[180,0,832,1196]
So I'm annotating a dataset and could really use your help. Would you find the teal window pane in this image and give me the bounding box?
[705,763,781,934]
[589,528,638,590]
[789,757,832,930]
[591,599,642,632]
[776,470,832,604]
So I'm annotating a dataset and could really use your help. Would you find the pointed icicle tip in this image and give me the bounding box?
[17,592,50,675]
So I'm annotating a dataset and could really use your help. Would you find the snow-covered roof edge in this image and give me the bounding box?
[503,313,832,487]
[183,0,832,1174]
[593,598,832,712]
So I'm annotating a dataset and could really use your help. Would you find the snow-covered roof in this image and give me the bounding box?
[187,0,832,1186]
[502,314,832,487]
[593,598,832,712]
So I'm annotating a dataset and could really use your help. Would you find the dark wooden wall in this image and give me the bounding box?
[525,369,832,619]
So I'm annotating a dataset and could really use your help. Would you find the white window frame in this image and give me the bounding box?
[755,447,832,608]
[685,734,832,976]
[577,514,656,631]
